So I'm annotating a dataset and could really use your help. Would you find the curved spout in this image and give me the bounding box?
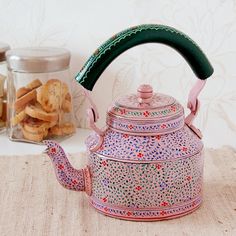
[43,140,91,194]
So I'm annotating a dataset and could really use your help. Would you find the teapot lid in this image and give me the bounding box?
[107,84,184,135]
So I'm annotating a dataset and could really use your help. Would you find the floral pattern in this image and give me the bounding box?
[88,150,203,219]
[83,116,204,220]
[90,196,202,220]
[44,140,85,192]
[106,115,184,134]
[110,101,182,119]
[86,125,203,161]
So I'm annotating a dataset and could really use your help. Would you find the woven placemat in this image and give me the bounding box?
[0,147,235,236]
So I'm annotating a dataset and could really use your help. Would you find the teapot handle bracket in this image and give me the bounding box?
[87,108,105,137]
[185,78,206,126]
[83,88,105,149]
[185,93,203,139]
[83,88,99,122]
[187,79,206,114]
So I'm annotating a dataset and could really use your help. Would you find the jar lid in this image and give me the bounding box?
[6,47,70,73]
[0,43,10,62]
[107,84,185,135]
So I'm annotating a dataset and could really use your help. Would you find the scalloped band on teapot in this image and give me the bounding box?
[107,114,185,135]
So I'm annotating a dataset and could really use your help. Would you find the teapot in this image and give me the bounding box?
[44,24,213,221]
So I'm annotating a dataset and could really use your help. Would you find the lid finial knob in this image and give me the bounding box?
[137,84,153,104]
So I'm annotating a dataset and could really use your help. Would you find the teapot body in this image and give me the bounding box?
[45,24,213,222]
[77,23,213,221]
[86,124,203,221]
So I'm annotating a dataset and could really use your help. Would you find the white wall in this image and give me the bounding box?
[0,0,236,148]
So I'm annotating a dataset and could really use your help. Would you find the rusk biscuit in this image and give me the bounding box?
[61,122,75,134]
[16,79,42,99]
[25,104,58,122]
[14,89,37,113]
[16,87,31,99]
[11,110,27,126]
[22,126,45,142]
[0,98,2,117]
[0,74,6,98]
[0,119,5,128]
[1,100,7,121]
[37,79,70,112]
[23,117,56,133]
[49,122,75,136]
[25,79,42,90]
[48,125,63,136]
[62,92,72,112]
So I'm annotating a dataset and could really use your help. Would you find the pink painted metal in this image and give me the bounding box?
[187,79,206,113]
[137,84,153,104]
[43,140,86,191]
[44,82,205,221]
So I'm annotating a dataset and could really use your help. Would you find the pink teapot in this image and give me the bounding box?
[44,24,213,221]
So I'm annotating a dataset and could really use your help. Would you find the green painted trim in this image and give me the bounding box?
[75,24,214,91]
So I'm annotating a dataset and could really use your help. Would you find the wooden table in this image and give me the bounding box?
[0,131,235,236]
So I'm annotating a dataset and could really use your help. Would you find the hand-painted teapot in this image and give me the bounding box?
[44,24,213,221]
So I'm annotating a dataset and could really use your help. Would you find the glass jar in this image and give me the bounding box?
[6,47,76,143]
[0,43,10,133]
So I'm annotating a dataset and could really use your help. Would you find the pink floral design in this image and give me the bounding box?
[127,211,132,216]
[50,147,57,154]
[120,108,126,115]
[102,197,107,202]
[101,160,107,166]
[143,111,150,117]
[155,164,162,170]
[137,152,144,158]
[104,207,108,212]
[160,211,166,216]
[58,164,64,170]
[186,176,192,181]
[170,105,176,112]
[160,201,168,207]
[160,124,167,129]
[128,124,133,129]
[135,186,142,191]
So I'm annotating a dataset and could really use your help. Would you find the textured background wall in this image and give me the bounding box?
[0,0,236,148]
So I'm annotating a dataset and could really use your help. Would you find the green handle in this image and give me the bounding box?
[76,24,213,91]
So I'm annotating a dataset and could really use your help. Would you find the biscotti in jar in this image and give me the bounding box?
[6,47,76,143]
[0,43,10,133]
